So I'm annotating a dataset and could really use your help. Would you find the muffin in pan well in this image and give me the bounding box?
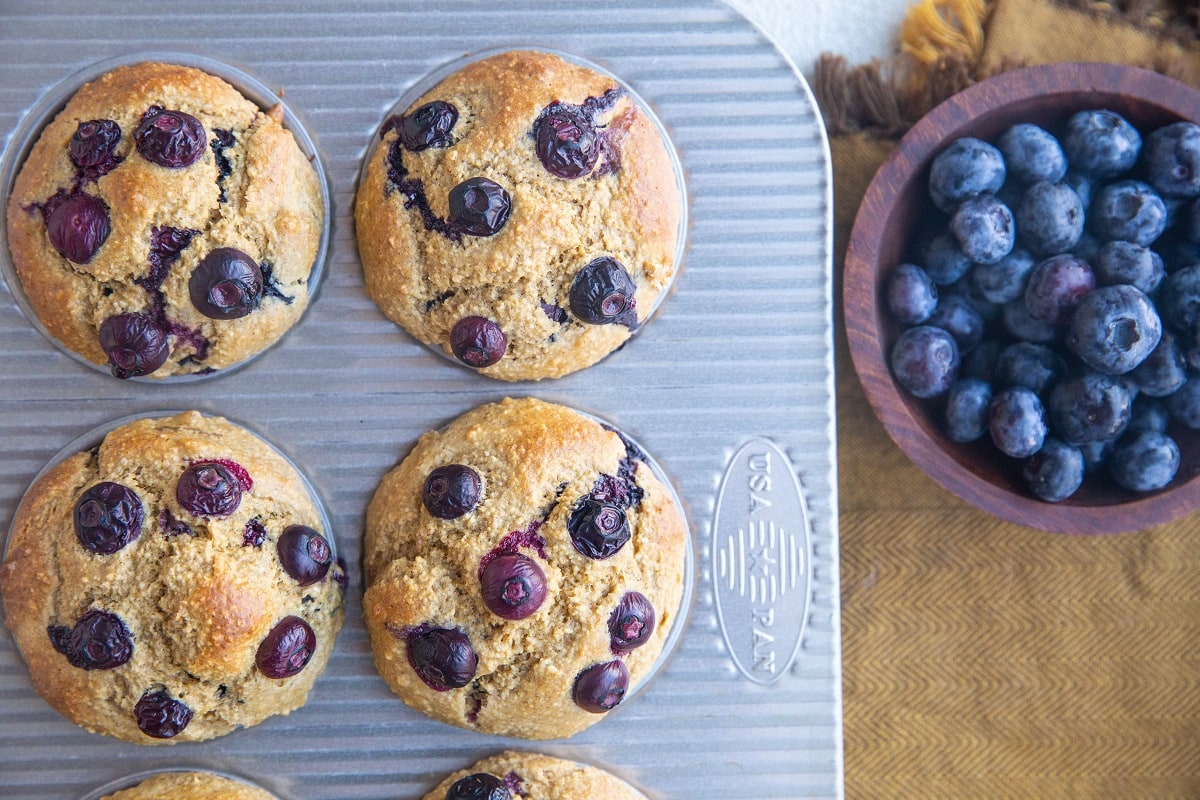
[0,411,345,743]
[92,770,278,800]
[355,49,685,381]
[423,751,649,800]
[363,397,689,739]
[4,60,324,379]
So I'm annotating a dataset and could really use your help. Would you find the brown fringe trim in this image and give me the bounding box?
[814,0,1200,139]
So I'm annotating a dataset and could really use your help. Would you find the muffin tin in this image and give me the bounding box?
[0,2,840,798]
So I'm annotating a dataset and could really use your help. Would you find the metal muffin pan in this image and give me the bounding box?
[0,2,840,799]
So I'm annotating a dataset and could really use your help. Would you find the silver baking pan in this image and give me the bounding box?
[0,1,840,798]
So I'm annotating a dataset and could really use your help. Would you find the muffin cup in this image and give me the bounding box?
[0,52,332,383]
[78,766,285,800]
[357,46,689,378]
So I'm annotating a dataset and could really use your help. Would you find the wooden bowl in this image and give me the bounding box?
[844,62,1200,534]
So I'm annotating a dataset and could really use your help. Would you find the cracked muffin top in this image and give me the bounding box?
[362,397,688,739]
[354,49,683,381]
[4,61,324,379]
[0,411,345,744]
[423,751,648,800]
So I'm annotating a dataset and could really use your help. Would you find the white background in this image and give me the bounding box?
[731,0,913,79]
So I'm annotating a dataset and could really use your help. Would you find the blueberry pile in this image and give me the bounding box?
[886,110,1200,503]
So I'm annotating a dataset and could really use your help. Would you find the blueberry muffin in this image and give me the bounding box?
[354,50,683,381]
[4,62,324,379]
[424,751,648,800]
[363,397,688,739]
[99,771,276,800]
[0,411,344,743]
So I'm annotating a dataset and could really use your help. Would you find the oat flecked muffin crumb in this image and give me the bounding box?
[0,411,344,743]
[363,397,688,739]
[423,751,648,800]
[5,61,324,379]
[99,771,276,800]
[355,49,683,381]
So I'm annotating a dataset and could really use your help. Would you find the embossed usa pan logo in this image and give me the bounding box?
[713,438,811,684]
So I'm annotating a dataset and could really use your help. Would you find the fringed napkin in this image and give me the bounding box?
[821,1,1200,796]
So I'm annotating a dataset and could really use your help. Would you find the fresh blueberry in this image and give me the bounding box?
[1109,430,1180,492]
[921,232,973,285]
[996,123,1067,184]
[1063,109,1141,178]
[1016,181,1085,256]
[1165,376,1200,428]
[1128,395,1171,434]
[1089,180,1168,246]
[569,256,638,328]
[889,325,959,398]
[189,247,263,320]
[1001,298,1058,343]
[423,464,482,519]
[970,246,1035,304]
[988,386,1048,458]
[445,774,510,800]
[572,659,629,713]
[926,293,984,353]
[135,106,206,168]
[944,378,993,443]
[46,191,110,264]
[886,263,938,324]
[1078,439,1113,474]
[450,316,508,368]
[177,462,242,517]
[448,177,511,237]
[1092,241,1164,294]
[134,689,193,738]
[99,312,170,379]
[1141,121,1200,198]
[256,615,316,678]
[1021,437,1085,502]
[400,101,458,151]
[608,591,656,654]
[74,481,143,555]
[1024,254,1095,325]
[277,525,332,586]
[406,626,477,691]
[993,342,1064,394]
[1063,170,1096,210]
[950,193,1015,264]
[928,137,1006,213]
[1066,284,1161,375]
[479,552,547,620]
[1048,369,1133,444]
[1158,264,1200,333]
[1130,331,1188,397]
[48,609,134,670]
[568,498,630,559]
[534,102,600,179]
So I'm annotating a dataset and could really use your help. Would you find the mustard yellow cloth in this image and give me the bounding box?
[831,1,1200,796]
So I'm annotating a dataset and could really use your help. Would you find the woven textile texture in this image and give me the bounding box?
[822,1,1200,796]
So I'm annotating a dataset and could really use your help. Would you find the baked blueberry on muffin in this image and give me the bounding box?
[363,398,688,739]
[97,771,277,800]
[424,751,649,800]
[354,50,683,381]
[4,62,324,378]
[0,411,344,743]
